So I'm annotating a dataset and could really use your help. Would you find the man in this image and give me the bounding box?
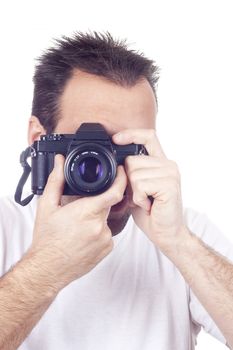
[0,31,232,350]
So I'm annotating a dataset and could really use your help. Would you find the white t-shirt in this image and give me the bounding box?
[0,196,232,350]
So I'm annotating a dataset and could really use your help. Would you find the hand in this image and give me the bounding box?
[30,154,127,288]
[113,129,185,251]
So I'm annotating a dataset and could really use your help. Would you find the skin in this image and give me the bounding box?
[28,70,157,235]
[0,70,233,349]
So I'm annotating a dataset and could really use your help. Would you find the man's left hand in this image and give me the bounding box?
[113,129,187,250]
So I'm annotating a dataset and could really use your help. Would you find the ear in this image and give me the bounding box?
[27,116,46,145]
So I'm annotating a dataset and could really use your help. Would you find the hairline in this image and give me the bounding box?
[54,68,157,129]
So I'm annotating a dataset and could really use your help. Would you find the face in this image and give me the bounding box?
[31,70,157,235]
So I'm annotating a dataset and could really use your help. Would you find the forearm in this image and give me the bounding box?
[162,226,233,348]
[0,249,62,350]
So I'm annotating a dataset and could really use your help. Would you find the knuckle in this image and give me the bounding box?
[167,178,181,194]
[168,160,180,179]
[102,230,113,247]
[104,239,114,254]
[91,221,104,238]
[133,179,143,192]
[112,190,124,203]
[129,169,145,187]
[124,156,134,171]
[128,170,137,184]
[132,193,143,206]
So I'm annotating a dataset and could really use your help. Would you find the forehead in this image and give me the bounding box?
[57,70,157,134]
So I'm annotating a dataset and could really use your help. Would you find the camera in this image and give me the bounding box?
[30,123,147,196]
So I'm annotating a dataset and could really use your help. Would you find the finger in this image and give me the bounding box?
[126,166,179,183]
[112,128,166,158]
[124,156,179,179]
[132,192,152,213]
[68,165,127,215]
[40,154,65,210]
[124,171,152,213]
[124,155,169,173]
[131,177,180,209]
[91,165,128,214]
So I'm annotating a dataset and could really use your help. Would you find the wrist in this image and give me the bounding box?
[22,246,70,294]
[155,225,194,260]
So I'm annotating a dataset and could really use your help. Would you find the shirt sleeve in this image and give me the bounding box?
[184,208,233,346]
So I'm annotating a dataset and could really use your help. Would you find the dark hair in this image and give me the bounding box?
[32,31,160,133]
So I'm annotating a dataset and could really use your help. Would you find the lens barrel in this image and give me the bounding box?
[64,143,117,196]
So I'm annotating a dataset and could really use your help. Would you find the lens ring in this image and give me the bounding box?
[64,143,117,195]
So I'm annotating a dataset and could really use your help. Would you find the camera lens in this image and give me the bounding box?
[64,143,117,195]
[78,157,103,183]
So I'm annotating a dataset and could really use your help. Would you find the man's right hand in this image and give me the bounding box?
[29,154,127,289]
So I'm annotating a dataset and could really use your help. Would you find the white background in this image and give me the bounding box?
[0,0,232,348]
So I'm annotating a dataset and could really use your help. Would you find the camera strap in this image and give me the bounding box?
[14,147,34,206]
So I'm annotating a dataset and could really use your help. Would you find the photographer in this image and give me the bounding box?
[0,32,233,350]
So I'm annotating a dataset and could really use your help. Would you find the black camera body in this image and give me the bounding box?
[30,123,146,196]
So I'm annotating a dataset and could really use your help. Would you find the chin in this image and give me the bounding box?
[107,200,132,236]
[107,211,131,236]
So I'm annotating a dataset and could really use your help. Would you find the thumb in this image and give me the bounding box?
[92,165,127,214]
[39,154,65,210]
